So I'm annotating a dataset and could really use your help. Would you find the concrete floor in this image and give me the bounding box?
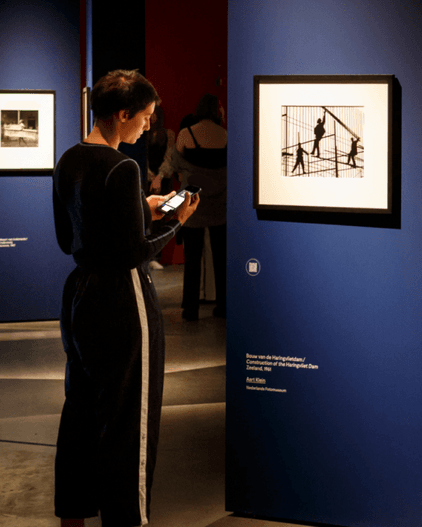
[0,265,306,527]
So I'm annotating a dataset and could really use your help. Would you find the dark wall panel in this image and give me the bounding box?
[226,1,422,526]
[92,0,145,83]
[0,0,80,321]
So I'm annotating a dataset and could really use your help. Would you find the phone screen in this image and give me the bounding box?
[159,190,188,213]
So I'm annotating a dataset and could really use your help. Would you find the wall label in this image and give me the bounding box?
[245,353,319,394]
[0,238,28,248]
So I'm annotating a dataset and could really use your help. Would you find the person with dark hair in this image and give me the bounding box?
[195,93,221,123]
[53,69,199,527]
[90,69,160,122]
[178,113,199,132]
[170,93,227,321]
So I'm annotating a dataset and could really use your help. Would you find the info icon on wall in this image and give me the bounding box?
[246,258,261,276]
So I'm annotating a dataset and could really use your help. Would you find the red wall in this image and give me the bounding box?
[145,0,228,134]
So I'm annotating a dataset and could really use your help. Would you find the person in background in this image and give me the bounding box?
[52,69,199,527]
[147,106,175,196]
[170,93,227,321]
[147,106,176,269]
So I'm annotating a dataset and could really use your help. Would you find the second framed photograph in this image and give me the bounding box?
[0,90,55,173]
[253,75,399,220]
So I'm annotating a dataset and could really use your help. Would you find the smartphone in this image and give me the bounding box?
[156,185,201,216]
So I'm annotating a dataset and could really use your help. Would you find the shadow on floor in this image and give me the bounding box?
[0,265,303,527]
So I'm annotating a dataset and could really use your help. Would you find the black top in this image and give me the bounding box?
[53,142,180,269]
[182,126,227,170]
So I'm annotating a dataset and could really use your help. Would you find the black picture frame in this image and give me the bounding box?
[0,90,55,173]
[253,75,401,228]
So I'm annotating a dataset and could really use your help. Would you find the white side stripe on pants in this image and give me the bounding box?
[131,268,150,525]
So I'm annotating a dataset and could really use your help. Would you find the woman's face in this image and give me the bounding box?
[121,102,156,144]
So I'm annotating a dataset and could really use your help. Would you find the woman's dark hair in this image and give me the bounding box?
[91,69,160,121]
[196,93,220,124]
[178,113,198,131]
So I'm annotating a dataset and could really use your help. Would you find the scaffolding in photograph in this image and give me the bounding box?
[281,106,364,178]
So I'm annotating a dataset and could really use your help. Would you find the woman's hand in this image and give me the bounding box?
[147,191,176,221]
[176,192,200,225]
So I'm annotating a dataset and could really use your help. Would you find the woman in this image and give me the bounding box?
[147,105,175,196]
[52,69,199,527]
[170,94,227,321]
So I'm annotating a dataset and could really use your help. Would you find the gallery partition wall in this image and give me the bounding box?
[0,0,147,322]
[0,0,80,321]
[226,0,422,526]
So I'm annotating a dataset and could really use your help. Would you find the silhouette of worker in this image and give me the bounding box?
[311,110,326,157]
[347,137,359,168]
[292,142,308,175]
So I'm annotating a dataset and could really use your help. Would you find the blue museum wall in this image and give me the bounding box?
[0,0,80,321]
[226,1,422,527]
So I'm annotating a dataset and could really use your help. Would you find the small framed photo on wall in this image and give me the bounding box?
[0,90,55,173]
[253,75,401,226]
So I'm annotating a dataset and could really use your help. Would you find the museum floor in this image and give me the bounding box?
[0,265,306,527]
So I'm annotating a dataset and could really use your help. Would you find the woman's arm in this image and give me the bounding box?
[105,159,180,266]
[106,160,198,266]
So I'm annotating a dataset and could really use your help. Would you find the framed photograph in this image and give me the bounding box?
[0,90,55,172]
[253,75,400,224]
